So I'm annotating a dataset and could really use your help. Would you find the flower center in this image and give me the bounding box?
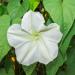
[31,31,40,41]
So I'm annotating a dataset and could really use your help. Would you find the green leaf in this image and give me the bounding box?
[43,0,75,37]
[60,21,75,55]
[22,0,29,11]
[45,17,65,75]
[7,0,40,20]
[7,0,29,19]
[0,15,10,61]
[43,0,63,25]
[66,37,75,75]
[46,52,64,75]
[57,36,75,75]
[29,0,40,10]
[0,5,4,15]
[0,55,15,75]
[14,6,26,19]
[0,5,8,15]
[12,17,21,24]
[0,67,14,75]
[7,0,20,19]
[7,0,39,20]
[23,64,36,75]
[46,21,75,75]
[43,1,75,74]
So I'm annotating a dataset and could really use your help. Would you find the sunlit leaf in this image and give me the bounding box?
[29,0,40,10]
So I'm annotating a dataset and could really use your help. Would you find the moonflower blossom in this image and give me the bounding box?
[7,10,63,66]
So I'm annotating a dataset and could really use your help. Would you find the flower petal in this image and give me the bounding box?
[37,38,58,64]
[15,41,39,66]
[14,35,58,65]
[7,24,30,48]
[21,10,45,33]
[41,23,63,43]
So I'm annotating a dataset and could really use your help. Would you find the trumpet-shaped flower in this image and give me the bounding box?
[7,10,63,66]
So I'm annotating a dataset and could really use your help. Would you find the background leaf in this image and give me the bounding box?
[7,0,40,20]
[0,68,14,75]
[7,0,21,19]
[57,36,75,75]
[29,0,40,10]
[23,64,36,75]
[43,0,75,37]
[45,20,75,75]
[0,4,4,16]
[7,0,29,20]
[0,15,10,61]
[60,21,75,55]
[0,0,75,75]
[46,52,64,75]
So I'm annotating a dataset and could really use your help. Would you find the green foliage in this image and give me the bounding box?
[60,21,75,55]
[0,68,14,75]
[0,0,75,75]
[57,36,75,75]
[0,5,4,15]
[46,52,64,75]
[43,1,75,75]
[29,0,40,10]
[46,21,75,75]
[7,0,25,19]
[23,64,36,75]
[66,38,75,75]
[7,0,40,20]
[0,4,7,16]
[0,58,15,75]
[22,0,40,11]
[43,0,75,37]
[0,15,10,61]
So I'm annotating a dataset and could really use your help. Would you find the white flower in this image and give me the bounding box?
[7,10,63,66]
